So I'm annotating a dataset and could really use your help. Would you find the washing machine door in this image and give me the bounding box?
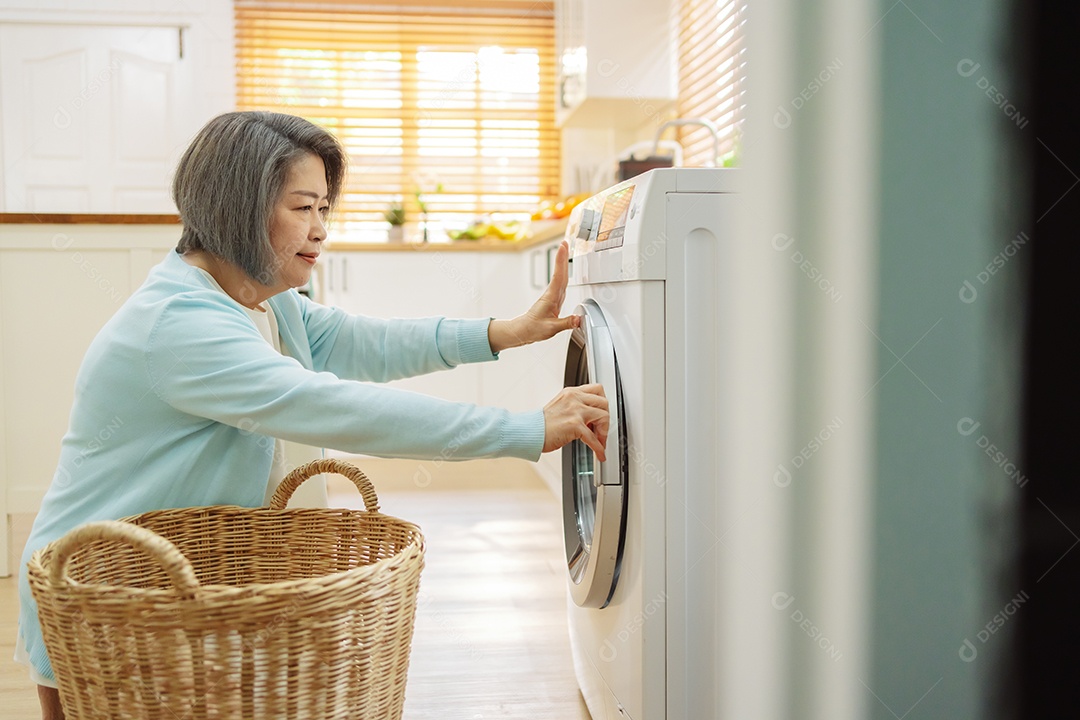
[563,300,627,609]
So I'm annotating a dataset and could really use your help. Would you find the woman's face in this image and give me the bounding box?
[267,152,329,291]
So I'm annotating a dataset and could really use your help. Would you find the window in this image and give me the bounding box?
[677,0,747,167]
[235,1,559,240]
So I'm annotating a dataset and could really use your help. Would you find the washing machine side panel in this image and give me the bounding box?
[664,192,732,719]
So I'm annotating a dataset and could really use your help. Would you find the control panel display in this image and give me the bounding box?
[595,186,634,251]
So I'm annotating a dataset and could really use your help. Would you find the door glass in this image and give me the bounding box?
[571,341,597,550]
[573,438,597,549]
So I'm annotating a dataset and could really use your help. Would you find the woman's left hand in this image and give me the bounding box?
[488,241,580,353]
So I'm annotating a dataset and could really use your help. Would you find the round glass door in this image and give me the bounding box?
[562,300,627,609]
[573,435,597,549]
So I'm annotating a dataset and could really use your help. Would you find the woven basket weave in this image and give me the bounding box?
[28,458,425,720]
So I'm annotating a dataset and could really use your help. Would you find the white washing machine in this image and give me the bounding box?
[561,167,738,719]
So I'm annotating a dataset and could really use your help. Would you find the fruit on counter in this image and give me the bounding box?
[530,192,591,221]
[447,219,530,242]
[487,220,528,240]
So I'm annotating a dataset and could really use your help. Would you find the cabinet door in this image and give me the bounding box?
[554,0,675,128]
[477,246,564,412]
[478,244,565,494]
[325,251,483,405]
[0,231,177,575]
[315,253,344,309]
[314,246,565,493]
[555,0,587,123]
[0,24,190,212]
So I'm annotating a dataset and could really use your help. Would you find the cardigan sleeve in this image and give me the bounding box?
[144,294,544,461]
[296,292,498,381]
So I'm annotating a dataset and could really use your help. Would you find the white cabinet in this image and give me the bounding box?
[0,225,180,575]
[476,242,565,410]
[555,0,677,128]
[320,250,484,405]
[318,243,568,495]
[0,24,192,212]
[0,1,236,212]
[482,243,566,495]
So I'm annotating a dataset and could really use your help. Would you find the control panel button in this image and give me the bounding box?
[577,207,597,240]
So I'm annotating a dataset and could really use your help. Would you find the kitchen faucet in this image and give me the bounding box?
[653,118,722,168]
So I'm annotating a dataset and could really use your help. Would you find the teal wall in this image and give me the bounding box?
[870,0,1021,717]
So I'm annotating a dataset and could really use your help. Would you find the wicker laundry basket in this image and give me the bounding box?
[28,458,425,720]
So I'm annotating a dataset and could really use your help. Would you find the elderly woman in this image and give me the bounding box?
[18,111,608,719]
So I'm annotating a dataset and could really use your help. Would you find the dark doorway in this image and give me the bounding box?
[1015,1,1080,716]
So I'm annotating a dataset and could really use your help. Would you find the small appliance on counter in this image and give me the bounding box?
[617,153,674,181]
[613,117,724,182]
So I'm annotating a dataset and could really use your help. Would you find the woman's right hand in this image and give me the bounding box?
[542,384,610,462]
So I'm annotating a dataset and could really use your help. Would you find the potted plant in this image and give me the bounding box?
[412,175,443,243]
[384,202,406,242]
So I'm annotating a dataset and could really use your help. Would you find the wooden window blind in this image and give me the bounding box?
[235,1,559,239]
[677,0,747,167]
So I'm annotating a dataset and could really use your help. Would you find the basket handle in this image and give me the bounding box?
[270,458,380,512]
[48,521,200,598]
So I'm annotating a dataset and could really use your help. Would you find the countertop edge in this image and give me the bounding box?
[0,216,570,253]
[0,213,181,224]
[324,220,569,253]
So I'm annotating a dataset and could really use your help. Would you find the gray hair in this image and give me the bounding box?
[172,112,347,284]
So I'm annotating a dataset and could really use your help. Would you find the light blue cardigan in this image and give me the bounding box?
[18,249,545,681]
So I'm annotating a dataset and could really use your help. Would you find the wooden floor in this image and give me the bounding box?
[0,457,591,720]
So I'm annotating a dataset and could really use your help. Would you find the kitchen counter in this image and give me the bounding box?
[0,213,180,224]
[0,214,570,253]
[325,218,569,253]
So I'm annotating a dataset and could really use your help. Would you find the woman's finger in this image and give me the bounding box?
[574,388,609,410]
[580,425,606,462]
[589,408,610,446]
[597,426,609,452]
[590,406,610,434]
[550,315,578,334]
[581,401,609,461]
[547,241,570,296]
[576,383,606,398]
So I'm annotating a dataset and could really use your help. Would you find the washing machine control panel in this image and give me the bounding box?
[570,187,634,250]
[593,185,633,251]
[566,171,664,285]
[566,167,737,285]
[576,207,597,240]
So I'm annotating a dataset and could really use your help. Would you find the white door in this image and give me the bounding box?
[0,23,189,212]
[562,299,627,608]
